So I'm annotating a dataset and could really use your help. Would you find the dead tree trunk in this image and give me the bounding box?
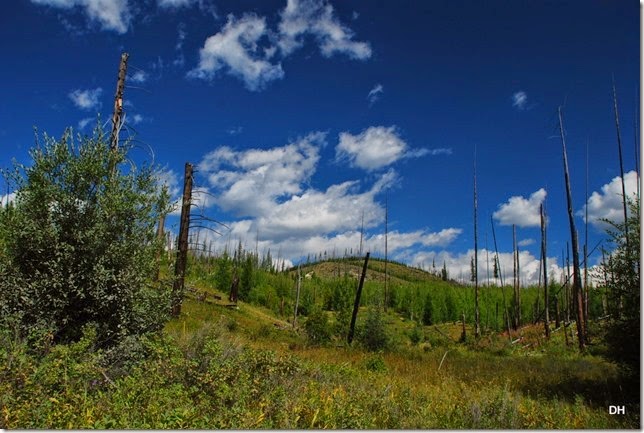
[460,311,467,342]
[512,224,520,329]
[171,162,193,317]
[384,195,388,312]
[558,107,586,350]
[110,53,129,153]
[293,264,301,328]
[541,203,550,338]
[348,252,370,344]
[473,148,480,338]
[491,216,512,341]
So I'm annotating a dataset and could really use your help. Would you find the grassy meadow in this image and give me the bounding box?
[1,257,639,429]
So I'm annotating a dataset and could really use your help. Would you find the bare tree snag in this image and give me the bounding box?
[558,107,586,350]
[348,252,370,344]
[293,264,301,328]
[491,216,512,341]
[110,53,129,153]
[473,147,480,338]
[384,195,388,312]
[541,204,550,338]
[171,162,193,317]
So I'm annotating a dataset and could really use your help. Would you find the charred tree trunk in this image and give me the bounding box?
[171,162,193,317]
[541,203,550,338]
[473,148,480,338]
[293,264,301,327]
[558,107,586,350]
[348,252,370,344]
[491,216,511,341]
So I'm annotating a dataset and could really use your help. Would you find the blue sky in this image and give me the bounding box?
[0,0,640,284]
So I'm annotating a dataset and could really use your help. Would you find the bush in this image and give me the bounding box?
[409,326,423,345]
[0,127,170,347]
[358,307,389,351]
[304,307,332,345]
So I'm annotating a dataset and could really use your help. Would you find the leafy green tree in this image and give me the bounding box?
[0,128,170,347]
[304,305,332,345]
[358,306,389,351]
[423,293,434,325]
[239,252,255,301]
[600,196,639,374]
[214,250,232,293]
[441,261,448,281]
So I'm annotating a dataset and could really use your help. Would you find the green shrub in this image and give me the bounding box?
[358,307,389,351]
[0,127,170,348]
[409,326,422,345]
[304,307,332,345]
[364,354,387,372]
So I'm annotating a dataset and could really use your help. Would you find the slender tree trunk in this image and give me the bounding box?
[110,53,129,154]
[491,216,511,341]
[348,252,370,344]
[512,224,520,329]
[473,148,480,338]
[384,195,388,312]
[293,264,301,327]
[612,80,630,252]
[558,107,586,350]
[541,203,550,338]
[171,162,193,317]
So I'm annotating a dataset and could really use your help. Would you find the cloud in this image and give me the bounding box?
[1,192,16,207]
[367,83,383,106]
[129,113,147,125]
[409,248,564,287]
[493,188,547,228]
[130,70,148,83]
[518,238,535,247]
[512,91,528,110]
[199,132,325,216]
[278,0,372,60]
[336,126,429,171]
[157,0,197,8]
[189,132,460,269]
[78,117,94,130]
[578,170,638,230]
[31,0,131,33]
[68,87,103,111]
[188,14,284,91]
[426,148,452,156]
[227,126,243,135]
[153,168,181,198]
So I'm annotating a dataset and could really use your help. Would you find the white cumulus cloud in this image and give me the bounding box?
[31,0,131,33]
[493,188,547,228]
[188,14,284,91]
[68,87,103,111]
[278,0,372,59]
[578,170,638,230]
[336,126,429,171]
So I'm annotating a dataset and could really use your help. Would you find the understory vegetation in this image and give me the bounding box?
[0,128,639,429]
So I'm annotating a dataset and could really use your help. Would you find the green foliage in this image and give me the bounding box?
[213,251,232,294]
[423,293,434,325]
[0,128,170,347]
[364,354,387,372]
[599,196,640,374]
[239,252,256,300]
[358,307,389,351]
[409,326,422,345]
[304,306,332,345]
